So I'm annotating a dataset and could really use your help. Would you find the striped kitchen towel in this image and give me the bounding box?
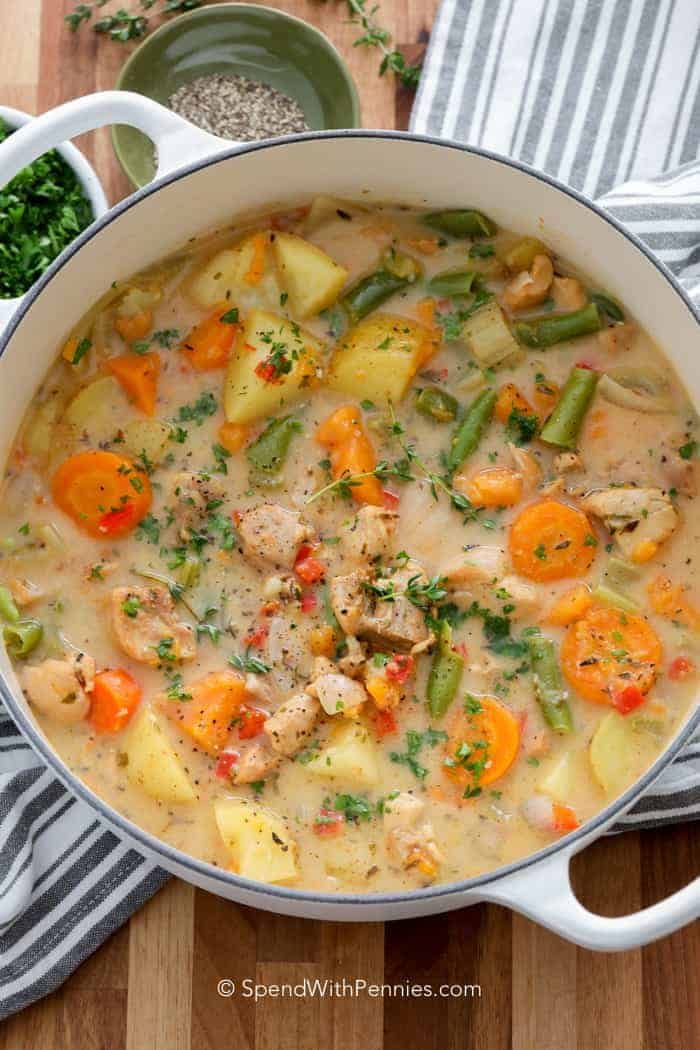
[412,0,700,831]
[1,0,700,1021]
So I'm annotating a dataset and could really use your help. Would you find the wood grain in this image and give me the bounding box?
[1,2,699,1048]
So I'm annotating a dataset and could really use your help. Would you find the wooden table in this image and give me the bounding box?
[1,2,698,1047]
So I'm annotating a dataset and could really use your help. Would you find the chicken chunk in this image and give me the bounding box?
[111,586,196,666]
[554,451,583,474]
[330,564,431,653]
[238,504,313,570]
[442,546,508,591]
[264,693,321,756]
[507,443,541,489]
[499,574,541,618]
[340,506,397,563]
[23,652,95,725]
[581,486,678,561]
[172,471,227,539]
[337,635,367,677]
[232,743,280,784]
[383,792,443,880]
[307,671,367,717]
[9,578,43,608]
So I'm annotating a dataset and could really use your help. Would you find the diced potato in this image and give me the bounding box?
[304,194,364,232]
[305,721,379,787]
[125,706,196,803]
[117,285,161,318]
[326,313,432,403]
[122,418,171,465]
[23,393,64,462]
[214,797,299,883]
[324,831,377,882]
[538,752,578,801]
[54,376,135,466]
[462,300,520,367]
[589,711,658,798]
[273,232,348,318]
[224,309,322,425]
[188,232,278,309]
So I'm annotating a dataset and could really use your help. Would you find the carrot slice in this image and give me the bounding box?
[114,309,152,344]
[545,584,593,626]
[244,232,267,286]
[462,466,523,507]
[561,605,662,705]
[217,421,248,454]
[89,669,142,733]
[444,696,520,793]
[51,450,152,538]
[415,297,441,362]
[494,383,534,423]
[180,303,239,371]
[106,351,160,415]
[647,575,700,632]
[533,376,559,421]
[170,670,247,755]
[509,500,597,582]
[316,404,384,506]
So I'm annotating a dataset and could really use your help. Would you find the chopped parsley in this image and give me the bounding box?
[70,338,92,365]
[0,118,93,298]
[507,407,539,445]
[679,440,697,460]
[135,513,161,544]
[219,308,239,324]
[121,596,141,618]
[175,392,217,427]
[390,727,448,780]
[329,793,373,823]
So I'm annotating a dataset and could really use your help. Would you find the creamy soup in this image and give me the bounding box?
[2,197,698,892]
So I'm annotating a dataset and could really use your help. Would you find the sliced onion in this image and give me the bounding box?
[598,367,673,413]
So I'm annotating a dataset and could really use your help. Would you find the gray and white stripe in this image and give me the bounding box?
[2,0,700,1021]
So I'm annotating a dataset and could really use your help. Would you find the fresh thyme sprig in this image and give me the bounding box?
[65,1,202,42]
[324,0,422,88]
[386,404,476,519]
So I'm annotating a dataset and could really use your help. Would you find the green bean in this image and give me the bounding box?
[527,635,573,734]
[445,387,496,475]
[427,621,464,719]
[514,302,602,348]
[590,292,625,323]
[246,415,302,476]
[4,619,43,658]
[0,585,20,623]
[591,584,640,615]
[341,269,412,325]
[426,268,477,298]
[539,366,599,449]
[422,209,497,239]
[415,386,459,423]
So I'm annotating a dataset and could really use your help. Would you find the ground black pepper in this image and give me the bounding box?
[168,73,311,141]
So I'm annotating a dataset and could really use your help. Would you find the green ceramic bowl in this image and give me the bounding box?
[113,3,361,187]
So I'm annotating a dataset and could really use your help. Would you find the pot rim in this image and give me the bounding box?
[1,128,698,908]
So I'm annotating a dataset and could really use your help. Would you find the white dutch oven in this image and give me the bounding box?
[0,92,698,951]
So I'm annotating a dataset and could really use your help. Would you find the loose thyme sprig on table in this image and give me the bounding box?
[322,0,422,88]
[65,1,203,42]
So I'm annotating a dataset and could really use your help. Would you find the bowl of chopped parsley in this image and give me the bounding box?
[0,106,108,309]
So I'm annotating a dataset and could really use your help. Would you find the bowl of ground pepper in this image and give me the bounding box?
[112,3,361,188]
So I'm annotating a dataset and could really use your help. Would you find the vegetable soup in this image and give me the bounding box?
[3,197,698,891]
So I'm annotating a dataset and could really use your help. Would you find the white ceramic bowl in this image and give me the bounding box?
[0,92,697,951]
[0,104,108,328]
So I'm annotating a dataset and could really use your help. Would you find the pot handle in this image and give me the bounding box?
[0,89,230,192]
[480,842,700,951]
[0,91,230,339]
